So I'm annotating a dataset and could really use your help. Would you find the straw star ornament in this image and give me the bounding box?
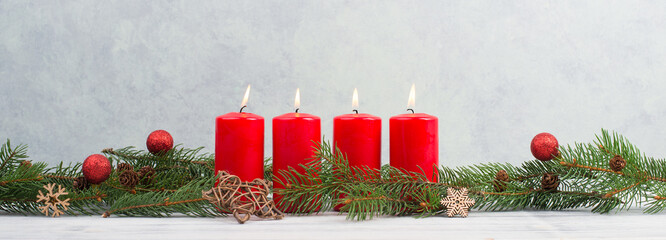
[36,183,70,217]
[440,187,475,217]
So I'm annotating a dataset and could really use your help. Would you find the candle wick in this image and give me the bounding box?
[407,108,414,114]
[353,109,358,114]
[239,105,247,113]
[295,108,299,113]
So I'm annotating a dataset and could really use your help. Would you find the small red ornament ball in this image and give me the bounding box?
[147,130,173,155]
[82,154,112,184]
[530,132,559,161]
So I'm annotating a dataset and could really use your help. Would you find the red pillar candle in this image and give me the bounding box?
[215,85,264,181]
[333,88,381,211]
[333,113,381,170]
[273,88,321,213]
[390,84,439,181]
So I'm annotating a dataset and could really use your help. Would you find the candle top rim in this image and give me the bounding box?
[217,112,264,120]
[273,112,321,120]
[334,113,381,120]
[390,113,438,120]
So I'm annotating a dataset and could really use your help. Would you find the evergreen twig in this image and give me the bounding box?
[2,129,666,220]
[276,129,666,220]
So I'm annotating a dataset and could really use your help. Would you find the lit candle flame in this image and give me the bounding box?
[407,84,415,109]
[352,88,359,110]
[294,88,301,110]
[240,84,251,107]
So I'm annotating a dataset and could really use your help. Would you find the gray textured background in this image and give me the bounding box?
[1,1,665,167]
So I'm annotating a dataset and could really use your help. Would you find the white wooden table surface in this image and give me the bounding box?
[1,209,662,239]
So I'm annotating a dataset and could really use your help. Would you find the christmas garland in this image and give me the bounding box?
[1,129,666,222]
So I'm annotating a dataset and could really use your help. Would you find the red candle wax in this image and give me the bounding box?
[272,112,321,212]
[332,113,381,210]
[333,113,382,170]
[215,112,264,182]
[390,113,438,181]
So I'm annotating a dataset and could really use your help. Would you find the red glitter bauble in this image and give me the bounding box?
[82,154,112,184]
[530,132,559,161]
[147,130,174,155]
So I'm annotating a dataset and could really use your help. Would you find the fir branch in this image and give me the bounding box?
[0,176,43,186]
[103,147,212,167]
[42,174,77,180]
[104,176,221,217]
[102,146,215,191]
[278,131,655,220]
[103,180,178,194]
[0,198,36,202]
[70,193,107,202]
[0,139,29,174]
[475,190,534,196]
[511,173,542,182]
[5,129,666,219]
[560,160,623,175]
[603,181,643,198]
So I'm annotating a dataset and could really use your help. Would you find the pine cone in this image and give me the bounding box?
[541,173,559,191]
[609,155,626,172]
[73,176,90,191]
[119,170,139,188]
[116,163,134,173]
[493,170,509,192]
[138,166,156,185]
